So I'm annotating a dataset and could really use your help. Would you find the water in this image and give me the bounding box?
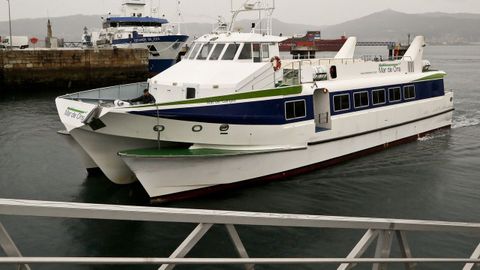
[0,46,479,270]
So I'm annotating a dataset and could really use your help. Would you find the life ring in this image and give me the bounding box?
[271,56,282,71]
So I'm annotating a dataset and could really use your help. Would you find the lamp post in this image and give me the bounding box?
[6,0,13,49]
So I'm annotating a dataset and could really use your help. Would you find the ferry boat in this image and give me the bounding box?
[55,1,453,201]
[91,0,189,73]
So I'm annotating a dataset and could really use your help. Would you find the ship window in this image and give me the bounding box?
[188,43,201,60]
[209,44,225,60]
[285,100,307,120]
[388,87,401,102]
[372,89,386,105]
[404,85,416,100]
[222,43,240,60]
[253,43,261,62]
[262,44,270,59]
[186,88,196,99]
[197,43,214,60]
[333,94,350,112]
[354,91,369,109]
[238,43,252,60]
[330,65,337,79]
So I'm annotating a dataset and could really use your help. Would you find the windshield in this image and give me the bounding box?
[197,43,214,60]
[209,44,226,60]
[222,43,240,60]
[238,43,252,60]
[188,43,202,60]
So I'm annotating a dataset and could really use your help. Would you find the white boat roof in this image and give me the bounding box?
[194,32,287,43]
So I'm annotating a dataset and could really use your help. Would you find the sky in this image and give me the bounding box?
[1,0,480,25]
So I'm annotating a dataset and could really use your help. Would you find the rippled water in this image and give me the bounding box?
[0,46,479,270]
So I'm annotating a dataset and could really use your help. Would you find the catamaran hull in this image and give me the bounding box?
[120,107,453,202]
[57,130,99,175]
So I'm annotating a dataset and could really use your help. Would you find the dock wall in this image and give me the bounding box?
[0,48,150,91]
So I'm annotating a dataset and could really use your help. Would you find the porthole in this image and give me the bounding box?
[153,125,165,132]
[192,125,203,132]
[220,124,230,132]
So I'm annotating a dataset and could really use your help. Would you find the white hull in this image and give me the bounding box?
[70,128,157,184]
[115,40,182,61]
[121,96,453,199]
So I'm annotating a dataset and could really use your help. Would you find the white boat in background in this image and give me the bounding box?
[56,0,453,201]
[89,0,189,73]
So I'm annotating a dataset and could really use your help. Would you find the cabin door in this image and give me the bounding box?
[313,88,331,132]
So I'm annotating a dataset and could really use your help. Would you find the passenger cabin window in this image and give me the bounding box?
[238,43,252,60]
[188,44,201,60]
[253,43,261,62]
[388,87,401,102]
[209,44,225,60]
[285,100,307,120]
[372,89,386,105]
[333,94,350,112]
[186,88,196,99]
[262,44,270,60]
[403,85,416,100]
[354,92,369,109]
[222,44,240,60]
[197,43,214,60]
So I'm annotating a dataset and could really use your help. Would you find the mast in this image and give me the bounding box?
[229,0,275,35]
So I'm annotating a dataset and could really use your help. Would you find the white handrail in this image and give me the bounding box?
[0,199,479,232]
[1,198,479,270]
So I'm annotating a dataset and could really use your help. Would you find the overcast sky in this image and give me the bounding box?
[1,0,480,25]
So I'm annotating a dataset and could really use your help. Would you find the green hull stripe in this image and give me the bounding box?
[119,148,265,158]
[133,85,303,108]
[413,73,446,82]
[67,107,87,114]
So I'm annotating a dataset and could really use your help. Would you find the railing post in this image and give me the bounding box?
[158,223,213,270]
[372,230,393,270]
[225,225,254,270]
[463,243,480,270]
[395,231,416,270]
[0,222,31,270]
[338,229,379,270]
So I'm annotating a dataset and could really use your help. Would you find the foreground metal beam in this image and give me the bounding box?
[0,223,31,270]
[463,243,480,270]
[0,257,480,265]
[372,230,393,270]
[225,224,254,270]
[159,223,212,270]
[1,199,480,233]
[338,229,379,270]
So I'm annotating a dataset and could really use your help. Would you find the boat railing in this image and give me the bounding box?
[60,82,148,103]
[0,198,479,270]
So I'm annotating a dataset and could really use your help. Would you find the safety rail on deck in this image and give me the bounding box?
[60,82,148,102]
[0,199,479,270]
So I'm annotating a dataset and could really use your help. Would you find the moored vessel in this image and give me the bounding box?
[88,0,189,73]
[55,1,453,197]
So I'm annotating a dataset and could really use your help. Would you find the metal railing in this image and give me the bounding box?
[0,198,479,270]
[60,81,148,103]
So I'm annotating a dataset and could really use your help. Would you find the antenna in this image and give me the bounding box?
[229,0,275,35]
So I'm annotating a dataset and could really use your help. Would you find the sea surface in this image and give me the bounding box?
[0,46,479,270]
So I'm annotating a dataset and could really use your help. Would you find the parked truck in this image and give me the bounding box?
[0,36,29,49]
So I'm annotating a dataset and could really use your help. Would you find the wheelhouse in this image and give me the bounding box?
[186,40,280,62]
[104,17,169,28]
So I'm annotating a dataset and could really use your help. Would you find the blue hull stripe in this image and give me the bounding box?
[149,59,176,73]
[129,79,445,126]
[112,35,189,45]
[130,96,315,125]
